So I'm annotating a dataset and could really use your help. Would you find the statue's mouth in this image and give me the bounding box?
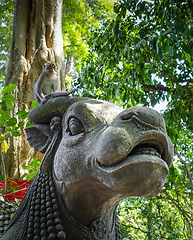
[96,138,171,173]
[129,142,162,159]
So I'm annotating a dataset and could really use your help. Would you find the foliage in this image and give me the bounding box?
[22,158,41,182]
[0,0,14,84]
[62,0,114,72]
[77,0,193,134]
[0,84,33,213]
[118,196,188,239]
[0,84,35,146]
[0,158,39,203]
[0,84,33,139]
[1,84,20,139]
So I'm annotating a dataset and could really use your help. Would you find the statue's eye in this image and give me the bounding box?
[68,117,85,136]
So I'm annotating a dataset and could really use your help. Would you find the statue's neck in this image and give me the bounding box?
[57,192,119,240]
[53,174,121,240]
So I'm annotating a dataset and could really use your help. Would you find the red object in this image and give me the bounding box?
[0,179,31,201]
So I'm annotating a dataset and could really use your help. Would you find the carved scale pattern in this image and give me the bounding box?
[26,171,66,240]
[115,214,122,240]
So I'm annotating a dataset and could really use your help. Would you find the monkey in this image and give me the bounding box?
[34,63,77,104]
[34,63,58,104]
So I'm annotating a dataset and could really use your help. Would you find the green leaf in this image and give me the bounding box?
[139,2,145,11]
[28,170,38,181]
[175,20,184,32]
[0,109,10,123]
[16,110,28,119]
[2,84,16,94]
[169,47,174,56]
[31,101,38,109]
[139,30,146,39]
[12,130,21,137]
[18,121,24,128]
[181,44,192,54]
[7,117,17,126]
[23,166,32,170]
[159,9,164,18]
[158,48,163,59]
[0,175,5,181]
[31,159,38,168]
[156,38,159,54]
[1,94,15,102]
[5,102,14,108]
[20,173,28,180]
[26,120,33,128]
[170,33,177,41]
[139,62,144,70]
[185,52,191,65]
[9,186,19,193]
[162,38,170,53]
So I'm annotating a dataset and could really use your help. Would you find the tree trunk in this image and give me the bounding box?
[64,55,74,81]
[4,0,65,178]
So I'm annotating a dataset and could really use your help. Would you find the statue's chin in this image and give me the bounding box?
[97,154,169,197]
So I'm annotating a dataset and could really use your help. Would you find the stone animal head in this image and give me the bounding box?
[1,96,173,240]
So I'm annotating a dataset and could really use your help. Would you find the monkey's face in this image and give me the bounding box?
[43,62,56,74]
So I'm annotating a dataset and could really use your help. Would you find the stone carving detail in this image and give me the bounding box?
[26,171,66,240]
[1,93,174,240]
[90,218,107,240]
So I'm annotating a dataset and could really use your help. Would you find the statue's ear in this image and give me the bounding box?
[25,125,52,153]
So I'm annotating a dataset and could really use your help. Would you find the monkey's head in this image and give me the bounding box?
[43,62,56,75]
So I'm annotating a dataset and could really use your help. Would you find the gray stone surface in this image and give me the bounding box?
[1,96,173,240]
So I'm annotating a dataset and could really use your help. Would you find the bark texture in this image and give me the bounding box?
[4,0,65,178]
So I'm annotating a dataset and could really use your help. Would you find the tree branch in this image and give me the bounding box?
[141,82,193,99]
[174,146,193,191]
[157,192,192,221]
[141,83,171,92]
[121,223,147,234]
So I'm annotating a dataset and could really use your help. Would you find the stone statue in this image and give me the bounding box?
[1,91,173,239]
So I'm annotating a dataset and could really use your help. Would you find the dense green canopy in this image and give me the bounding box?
[0,1,14,83]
